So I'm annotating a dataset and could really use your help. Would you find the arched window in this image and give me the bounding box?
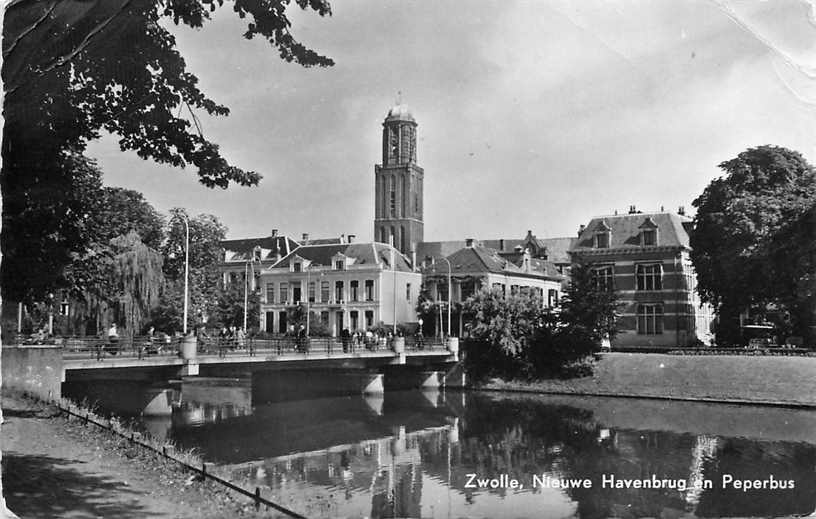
[400,225,406,252]
[389,176,396,217]
[390,226,396,246]
[380,227,387,244]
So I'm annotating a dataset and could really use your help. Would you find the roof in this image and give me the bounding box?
[220,235,299,262]
[298,237,345,246]
[416,235,575,264]
[425,245,563,281]
[385,103,415,123]
[570,212,692,252]
[537,237,577,264]
[270,242,414,272]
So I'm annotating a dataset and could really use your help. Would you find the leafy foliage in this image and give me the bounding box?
[690,145,816,343]
[462,276,619,382]
[2,0,334,301]
[212,283,260,330]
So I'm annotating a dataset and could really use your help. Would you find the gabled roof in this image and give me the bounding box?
[220,235,299,262]
[571,212,691,251]
[425,245,562,281]
[269,242,414,272]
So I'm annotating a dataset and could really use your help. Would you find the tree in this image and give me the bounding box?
[159,208,228,329]
[461,288,551,382]
[2,0,334,302]
[90,187,165,250]
[769,203,816,342]
[212,283,259,330]
[691,145,816,343]
[558,262,619,344]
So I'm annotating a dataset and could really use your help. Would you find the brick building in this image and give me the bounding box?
[570,208,714,349]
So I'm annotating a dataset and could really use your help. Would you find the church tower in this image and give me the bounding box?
[374,104,424,255]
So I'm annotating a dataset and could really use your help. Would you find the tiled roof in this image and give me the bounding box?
[570,212,691,251]
[221,235,299,262]
[537,237,577,264]
[270,242,413,272]
[425,245,562,280]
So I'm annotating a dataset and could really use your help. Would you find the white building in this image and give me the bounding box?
[259,242,422,336]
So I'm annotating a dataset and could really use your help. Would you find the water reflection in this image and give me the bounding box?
[65,379,816,518]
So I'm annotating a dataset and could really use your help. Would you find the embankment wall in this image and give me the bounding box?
[2,346,63,400]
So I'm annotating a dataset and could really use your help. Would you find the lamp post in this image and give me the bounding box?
[181,215,190,336]
[305,266,311,336]
[425,256,452,339]
[437,256,452,338]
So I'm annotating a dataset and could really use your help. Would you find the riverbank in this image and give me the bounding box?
[479,352,816,408]
[1,392,285,518]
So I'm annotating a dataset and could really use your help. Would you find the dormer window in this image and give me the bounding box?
[253,246,262,262]
[335,260,344,270]
[639,217,659,246]
[293,262,302,272]
[594,220,612,249]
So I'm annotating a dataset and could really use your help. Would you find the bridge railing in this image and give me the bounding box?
[59,335,183,360]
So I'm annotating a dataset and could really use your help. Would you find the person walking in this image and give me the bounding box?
[107,323,119,356]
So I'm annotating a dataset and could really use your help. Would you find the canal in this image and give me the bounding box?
[63,378,816,518]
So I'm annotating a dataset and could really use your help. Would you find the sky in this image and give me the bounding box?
[86,0,816,242]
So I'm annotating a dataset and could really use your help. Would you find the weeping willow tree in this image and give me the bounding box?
[67,232,165,336]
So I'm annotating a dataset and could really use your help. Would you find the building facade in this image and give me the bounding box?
[374,104,424,257]
[422,240,565,310]
[219,230,300,292]
[258,242,421,336]
[570,209,714,349]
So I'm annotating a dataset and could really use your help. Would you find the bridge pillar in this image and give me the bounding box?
[443,362,467,389]
[447,337,459,361]
[142,388,173,416]
[383,369,444,390]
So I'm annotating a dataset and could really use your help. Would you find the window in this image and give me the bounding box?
[492,282,502,293]
[510,285,519,296]
[350,311,359,331]
[320,311,329,324]
[293,262,302,272]
[365,310,374,328]
[389,176,396,217]
[253,247,262,262]
[266,283,275,304]
[637,304,663,335]
[308,282,315,303]
[292,285,302,304]
[438,283,449,302]
[595,232,610,248]
[592,266,614,292]
[60,300,70,316]
[406,283,412,302]
[280,283,289,304]
[321,281,330,302]
[414,193,419,214]
[335,260,344,270]
[642,229,656,246]
[636,264,662,291]
[548,289,559,307]
[350,280,359,301]
[335,281,344,302]
[365,280,374,301]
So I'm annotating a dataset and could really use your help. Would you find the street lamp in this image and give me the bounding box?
[181,215,190,336]
[425,256,452,339]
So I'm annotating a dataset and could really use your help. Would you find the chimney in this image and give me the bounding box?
[465,238,475,248]
[578,224,586,236]
[660,205,665,212]
[271,229,278,237]
[678,206,686,216]
[629,205,637,214]
[499,238,505,251]
[347,234,355,243]
[302,232,309,242]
